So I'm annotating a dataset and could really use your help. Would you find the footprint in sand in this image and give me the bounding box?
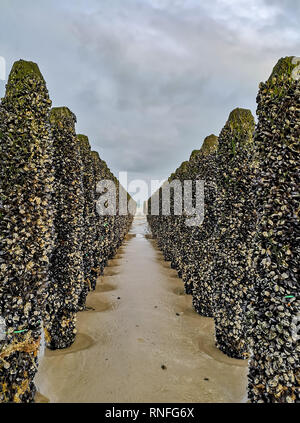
[84,295,113,312]
[174,302,199,319]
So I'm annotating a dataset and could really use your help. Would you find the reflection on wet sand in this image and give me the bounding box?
[35,392,50,403]
[45,333,95,356]
[107,259,122,267]
[94,280,117,293]
[172,287,186,296]
[34,216,248,403]
[102,268,119,277]
[197,335,248,367]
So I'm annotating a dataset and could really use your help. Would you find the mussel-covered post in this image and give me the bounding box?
[147,188,161,242]
[189,134,219,315]
[167,162,188,277]
[211,108,255,359]
[91,151,103,275]
[77,135,98,300]
[97,159,116,267]
[0,60,54,402]
[247,57,299,403]
[92,152,134,273]
[147,135,218,310]
[43,107,85,350]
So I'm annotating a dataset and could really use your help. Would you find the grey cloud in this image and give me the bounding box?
[0,0,299,202]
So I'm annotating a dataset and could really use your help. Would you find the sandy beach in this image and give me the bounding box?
[34,216,248,403]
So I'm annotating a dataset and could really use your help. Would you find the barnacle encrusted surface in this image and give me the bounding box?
[0,60,54,402]
[247,56,299,403]
[43,107,85,350]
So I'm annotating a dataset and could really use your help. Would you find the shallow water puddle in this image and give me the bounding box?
[34,216,248,403]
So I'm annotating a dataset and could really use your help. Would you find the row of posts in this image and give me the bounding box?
[0,60,135,402]
[147,56,299,403]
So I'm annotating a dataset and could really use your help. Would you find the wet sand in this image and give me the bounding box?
[34,216,248,403]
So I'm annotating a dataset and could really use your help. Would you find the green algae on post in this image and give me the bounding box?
[268,56,298,81]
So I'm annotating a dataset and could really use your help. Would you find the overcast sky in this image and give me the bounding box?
[0,0,299,203]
